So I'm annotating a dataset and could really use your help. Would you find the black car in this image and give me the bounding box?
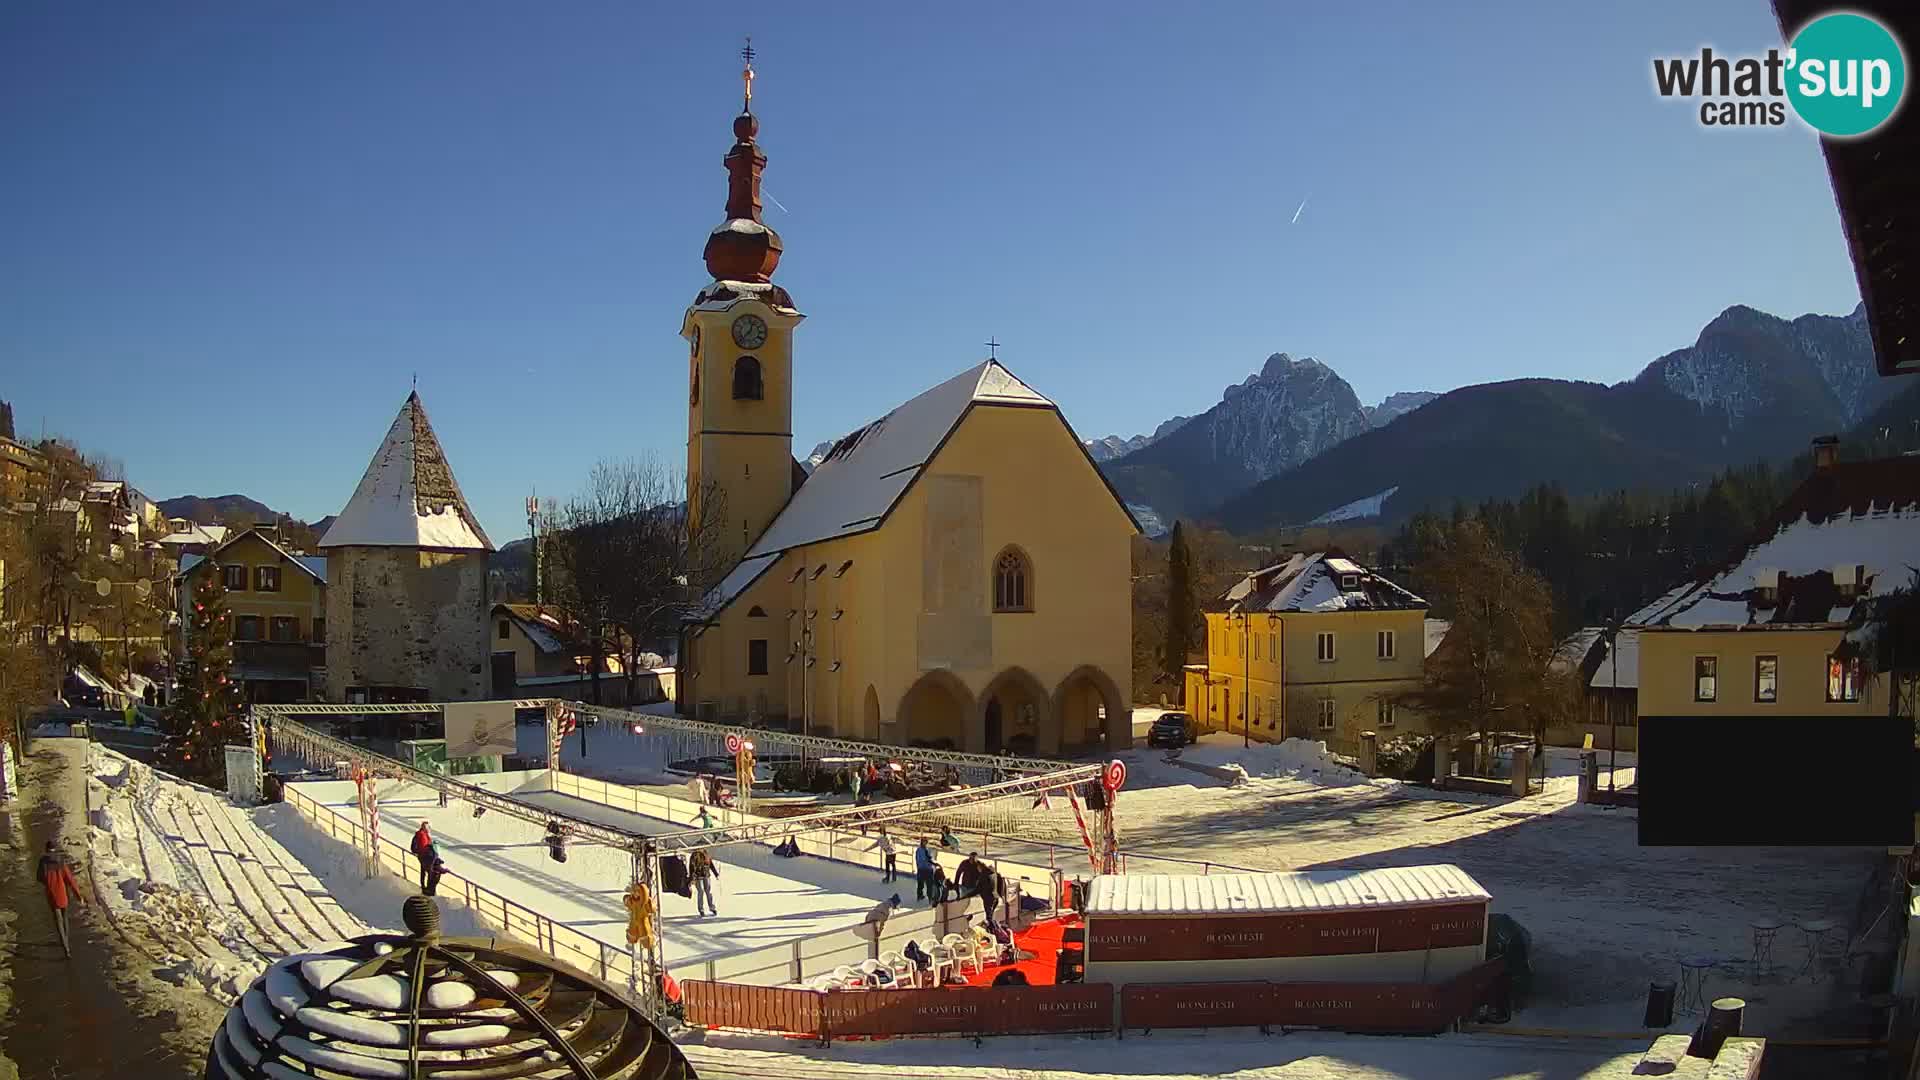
[1147,712,1195,748]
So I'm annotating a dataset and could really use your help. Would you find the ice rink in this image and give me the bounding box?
[291,774,910,970]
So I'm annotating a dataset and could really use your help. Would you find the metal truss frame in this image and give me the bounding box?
[260,708,1103,857]
[262,698,1076,773]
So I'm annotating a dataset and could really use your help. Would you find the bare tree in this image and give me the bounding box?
[1396,518,1577,770]
[544,458,730,742]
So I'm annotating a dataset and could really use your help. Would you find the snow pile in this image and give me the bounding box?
[1177,735,1381,788]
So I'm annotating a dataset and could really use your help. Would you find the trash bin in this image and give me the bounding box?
[1644,980,1677,1027]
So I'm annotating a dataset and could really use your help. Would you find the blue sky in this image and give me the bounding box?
[0,2,1864,542]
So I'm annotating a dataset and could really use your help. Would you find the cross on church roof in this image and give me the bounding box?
[985,337,1001,360]
[741,36,756,109]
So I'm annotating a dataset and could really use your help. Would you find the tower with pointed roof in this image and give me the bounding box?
[320,392,495,703]
[682,43,804,567]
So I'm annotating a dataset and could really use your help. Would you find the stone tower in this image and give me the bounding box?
[681,45,805,566]
[320,392,494,703]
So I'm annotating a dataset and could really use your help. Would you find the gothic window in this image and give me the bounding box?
[992,547,1032,612]
[732,356,763,400]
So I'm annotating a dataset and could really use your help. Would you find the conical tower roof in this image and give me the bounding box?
[319,392,493,551]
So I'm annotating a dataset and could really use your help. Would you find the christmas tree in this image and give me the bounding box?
[162,563,244,786]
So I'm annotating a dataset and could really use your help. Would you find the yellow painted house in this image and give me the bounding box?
[1185,553,1429,754]
[179,527,328,703]
[1630,444,1916,719]
[676,74,1137,753]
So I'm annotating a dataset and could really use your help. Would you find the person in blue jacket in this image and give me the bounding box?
[914,837,937,904]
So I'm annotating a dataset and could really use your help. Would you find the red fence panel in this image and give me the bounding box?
[823,985,1114,1038]
[1120,982,1273,1030]
[684,981,823,1036]
[1122,964,1505,1034]
[1090,903,1487,963]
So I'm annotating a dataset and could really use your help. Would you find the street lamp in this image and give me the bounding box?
[1605,612,1621,800]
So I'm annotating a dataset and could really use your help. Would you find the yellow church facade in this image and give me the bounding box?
[674,62,1136,753]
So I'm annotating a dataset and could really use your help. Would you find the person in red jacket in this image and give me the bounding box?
[410,822,435,892]
[38,841,85,958]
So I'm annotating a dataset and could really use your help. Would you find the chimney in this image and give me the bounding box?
[1811,435,1840,470]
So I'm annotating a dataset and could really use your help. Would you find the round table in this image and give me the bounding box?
[1796,918,1839,981]
[1748,917,1784,979]
[1678,955,1716,1016]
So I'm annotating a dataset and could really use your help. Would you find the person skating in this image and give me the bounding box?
[955,852,987,899]
[37,841,85,958]
[688,849,720,917]
[423,856,448,896]
[409,822,435,892]
[876,828,897,882]
[914,838,936,902]
[939,824,960,850]
[692,805,714,830]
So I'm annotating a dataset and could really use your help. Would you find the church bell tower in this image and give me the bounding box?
[683,40,803,564]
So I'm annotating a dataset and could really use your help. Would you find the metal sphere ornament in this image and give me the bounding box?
[205,896,695,1078]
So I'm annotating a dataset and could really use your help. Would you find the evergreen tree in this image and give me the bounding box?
[1162,521,1197,700]
[162,565,244,786]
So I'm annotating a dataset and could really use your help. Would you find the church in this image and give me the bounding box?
[677,55,1137,754]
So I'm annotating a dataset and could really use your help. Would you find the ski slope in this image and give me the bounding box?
[291,775,909,972]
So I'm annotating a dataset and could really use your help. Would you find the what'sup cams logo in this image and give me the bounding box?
[1653,11,1907,136]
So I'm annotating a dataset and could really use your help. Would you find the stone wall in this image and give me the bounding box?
[324,547,489,701]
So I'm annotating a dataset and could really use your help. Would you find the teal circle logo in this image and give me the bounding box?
[1786,12,1907,137]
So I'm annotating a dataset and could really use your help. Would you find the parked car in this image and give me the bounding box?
[1148,712,1195,748]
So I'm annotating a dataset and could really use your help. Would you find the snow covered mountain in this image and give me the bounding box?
[1364,392,1438,429]
[1100,353,1371,523]
[1632,302,1890,438]
[1083,415,1193,463]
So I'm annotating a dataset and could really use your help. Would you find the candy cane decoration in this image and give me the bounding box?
[1065,788,1100,874]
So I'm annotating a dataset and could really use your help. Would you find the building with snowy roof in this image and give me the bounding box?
[319,392,495,703]
[1185,551,1429,755]
[674,59,1137,752]
[1628,438,1919,719]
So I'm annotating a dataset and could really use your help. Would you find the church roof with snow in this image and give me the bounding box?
[320,392,493,551]
[743,360,1053,558]
[1628,454,1920,630]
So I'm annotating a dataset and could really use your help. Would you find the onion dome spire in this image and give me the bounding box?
[703,38,783,283]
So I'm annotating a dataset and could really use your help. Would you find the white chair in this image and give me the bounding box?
[828,965,866,990]
[923,941,956,986]
[942,933,982,975]
[879,950,917,988]
[855,958,891,988]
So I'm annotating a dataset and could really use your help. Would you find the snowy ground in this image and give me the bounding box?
[291,775,907,969]
[683,1029,1650,1080]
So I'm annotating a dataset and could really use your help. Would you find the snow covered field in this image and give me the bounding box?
[684,1029,1650,1080]
[290,774,908,970]
[82,745,489,1001]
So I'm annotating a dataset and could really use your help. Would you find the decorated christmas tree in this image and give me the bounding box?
[162,564,244,786]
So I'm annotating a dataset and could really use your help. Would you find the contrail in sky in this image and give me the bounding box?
[1291,197,1308,224]
[764,188,790,214]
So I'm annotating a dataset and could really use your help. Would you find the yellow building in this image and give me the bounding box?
[1630,444,1913,719]
[677,66,1137,753]
[1185,553,1429,754]
[0,436,46,504]
[179,527,328,702]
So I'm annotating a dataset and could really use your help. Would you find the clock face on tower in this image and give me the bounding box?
[731,314,769,349]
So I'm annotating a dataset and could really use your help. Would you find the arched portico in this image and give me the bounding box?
[897,670,973,750]
[1053,664,1130,753]
[974,667,1053,755]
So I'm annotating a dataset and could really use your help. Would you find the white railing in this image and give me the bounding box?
[284,782,998,990]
